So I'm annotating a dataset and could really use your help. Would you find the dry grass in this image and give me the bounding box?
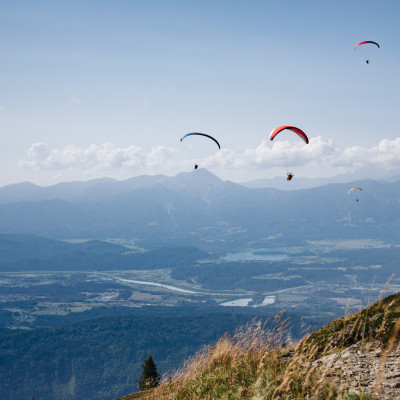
[117,279,400,400]
[120,278,400,400]
[121,309,381,400]
[160,311,290,400]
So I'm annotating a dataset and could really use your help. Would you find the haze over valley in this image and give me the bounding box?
[1,170,399,399]
[1,170,399,328]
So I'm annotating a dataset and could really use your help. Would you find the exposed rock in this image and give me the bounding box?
[312,341,400,399]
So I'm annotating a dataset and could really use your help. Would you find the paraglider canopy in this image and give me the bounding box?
[348,187,362,195]
[354,41,380,50]
[270,126,309,144]
[354,41,380,64]
[180,132,221,150]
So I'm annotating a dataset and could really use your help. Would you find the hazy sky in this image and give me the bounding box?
[1,0,400,186]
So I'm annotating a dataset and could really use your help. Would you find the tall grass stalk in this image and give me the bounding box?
[128,309,381,400]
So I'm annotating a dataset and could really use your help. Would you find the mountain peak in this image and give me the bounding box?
[174,168,223,184]
[162,169,224,196]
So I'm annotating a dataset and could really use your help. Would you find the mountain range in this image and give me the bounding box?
[0,169,399,248]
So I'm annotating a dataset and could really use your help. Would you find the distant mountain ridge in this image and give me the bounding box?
[0,175,168,204]
[241,172,400,190]
[1,170,394,201]
[241,175,346,190]
[0,170,228,205]
[0,170,399,246]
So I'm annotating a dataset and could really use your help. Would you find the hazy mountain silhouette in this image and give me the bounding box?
[0,169,398,246]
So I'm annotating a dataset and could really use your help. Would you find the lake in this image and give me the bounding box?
[222,250,290,262]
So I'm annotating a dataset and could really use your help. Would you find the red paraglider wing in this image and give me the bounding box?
[269,126,309,144]
[354,41,380,50]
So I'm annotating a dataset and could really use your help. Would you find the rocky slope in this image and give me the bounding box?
[118,292,400,399]
[312,340,400,399]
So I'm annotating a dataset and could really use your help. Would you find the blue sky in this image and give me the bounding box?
[1,0,400,185]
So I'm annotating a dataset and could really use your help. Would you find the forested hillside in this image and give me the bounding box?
[0,312,273,400]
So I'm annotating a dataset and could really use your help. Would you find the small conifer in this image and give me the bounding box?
[138,353,160,391]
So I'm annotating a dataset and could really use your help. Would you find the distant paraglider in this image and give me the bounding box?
[270,126,309,182]
[354,41,380,50]
[270,126,309,144]
[348,187,362,202]
[180,132,221,170]
[180,132,221,149]
[348,187,362,195]
[354,41,380,64]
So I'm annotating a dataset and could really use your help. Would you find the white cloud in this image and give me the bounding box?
[20,137,400,177]
[330,138,400,171]
[237,136,338,168]
[198,136,339,172]
[20,143,178,173]
[205,136,400,174]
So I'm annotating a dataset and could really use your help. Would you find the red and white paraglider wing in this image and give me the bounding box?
[269,126,309,144]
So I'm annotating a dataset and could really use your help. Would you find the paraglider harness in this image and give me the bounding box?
[287,172,294,181]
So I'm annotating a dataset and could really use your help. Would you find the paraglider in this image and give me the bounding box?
[270,126,309,181]
[180,132,221,149]
[354,41,380,64]
[354,41,380,50]
[348,187,362,202]
[270,126,309,144]
[180,132,221,170]
[348,187,362,195]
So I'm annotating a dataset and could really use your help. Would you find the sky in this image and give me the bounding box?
[1,0,400,186]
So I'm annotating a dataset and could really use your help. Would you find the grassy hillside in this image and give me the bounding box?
[122,292,400,400]
[300,290,400,357]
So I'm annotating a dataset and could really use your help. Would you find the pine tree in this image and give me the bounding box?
[137,354,160,391]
